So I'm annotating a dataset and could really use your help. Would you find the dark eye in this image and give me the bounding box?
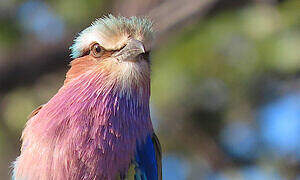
[90,43,102,58]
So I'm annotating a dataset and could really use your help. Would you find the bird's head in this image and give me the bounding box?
[66,15,154,94]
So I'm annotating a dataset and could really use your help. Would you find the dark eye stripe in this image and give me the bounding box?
[78,49,90,58]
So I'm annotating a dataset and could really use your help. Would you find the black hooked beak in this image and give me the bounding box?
[113,39,145,62]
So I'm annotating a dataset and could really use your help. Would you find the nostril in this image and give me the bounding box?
[138,54,144,61]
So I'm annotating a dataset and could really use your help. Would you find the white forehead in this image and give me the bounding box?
[70,15,154,58]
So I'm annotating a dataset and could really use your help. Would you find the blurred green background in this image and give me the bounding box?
[0,0,300,179]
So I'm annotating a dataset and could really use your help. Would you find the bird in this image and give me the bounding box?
[12,15,162,180]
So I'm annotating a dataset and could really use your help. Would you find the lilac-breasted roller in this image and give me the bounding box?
[12,15,162,180]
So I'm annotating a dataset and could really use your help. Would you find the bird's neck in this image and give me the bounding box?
[41,61,153,136]
[65,67,151,120]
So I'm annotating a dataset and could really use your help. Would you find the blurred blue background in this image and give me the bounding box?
[0,0,299,179]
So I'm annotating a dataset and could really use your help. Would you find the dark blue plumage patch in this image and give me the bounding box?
[134,135,158,180]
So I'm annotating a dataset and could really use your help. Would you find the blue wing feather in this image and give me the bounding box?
[134,135,159,180]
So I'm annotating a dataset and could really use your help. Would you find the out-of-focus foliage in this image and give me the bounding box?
[0,0,299,179]
[151,1,300,179]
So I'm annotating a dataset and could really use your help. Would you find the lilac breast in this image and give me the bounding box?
[14,71,153,180]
